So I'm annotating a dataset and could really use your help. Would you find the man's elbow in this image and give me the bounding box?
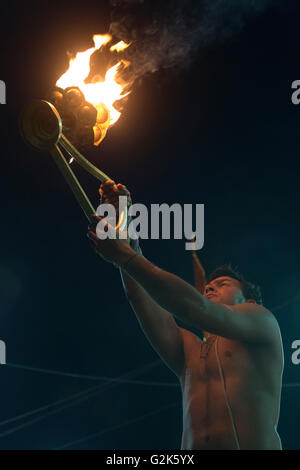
[177,294,208,330]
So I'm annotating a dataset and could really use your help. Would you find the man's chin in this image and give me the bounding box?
[206,296,220,303]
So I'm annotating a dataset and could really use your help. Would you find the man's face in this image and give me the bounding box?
[204,276,246,306]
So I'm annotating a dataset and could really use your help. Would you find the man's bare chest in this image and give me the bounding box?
[181,334,255,388]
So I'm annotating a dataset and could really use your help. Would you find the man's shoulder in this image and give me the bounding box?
[231,302,272,315]
[229,302,282,346]
[231,302,279,326]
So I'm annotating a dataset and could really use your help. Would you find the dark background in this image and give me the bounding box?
[0,0,299,450]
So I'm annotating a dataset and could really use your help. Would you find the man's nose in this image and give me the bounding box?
[205,285,215,294]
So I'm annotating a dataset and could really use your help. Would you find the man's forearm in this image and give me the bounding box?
[120,267,152,306]
[119,240,172,314]
[118,245,185,377]
[118,248,275,344]
[119,267,175,330]
[120,248,209,330]
[119,239,144,303]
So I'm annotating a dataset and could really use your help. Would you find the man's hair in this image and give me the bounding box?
[206,264,263,305]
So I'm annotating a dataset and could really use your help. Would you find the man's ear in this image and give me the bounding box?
[246,298,256,304]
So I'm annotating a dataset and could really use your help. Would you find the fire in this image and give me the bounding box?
[110,40,131,53]
[56,34,131,129]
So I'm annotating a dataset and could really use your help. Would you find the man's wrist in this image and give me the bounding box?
[120,251,140,271]
[116,243,136,268]
[130,236,142,255]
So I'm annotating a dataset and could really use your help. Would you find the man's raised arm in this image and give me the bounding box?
[117,250,279,344]
[89,223,279,344]
[119,261,185,378]
[88,181,185,378]
[87,180,279,346]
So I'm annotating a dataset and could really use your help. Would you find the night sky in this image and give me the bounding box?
[0,0,299,450]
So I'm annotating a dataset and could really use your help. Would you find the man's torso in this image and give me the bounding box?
[178,328,283,450]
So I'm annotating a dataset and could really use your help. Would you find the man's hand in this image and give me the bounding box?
[87,214,135,267]
[87,180,136,267]
[99,179,131,242]
[98,179,142,253]
[99,178,132,206]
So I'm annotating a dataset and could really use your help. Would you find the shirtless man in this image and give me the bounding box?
[88,180,284,450]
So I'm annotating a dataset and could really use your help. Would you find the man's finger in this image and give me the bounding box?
[88,214,102,231]
[116,183,130,195]
[99,180,117,195]
[90,213,101,222]
[102,179,115,188]
[87,231,99,243]
[89,214,101,225]
[90,218,115,236]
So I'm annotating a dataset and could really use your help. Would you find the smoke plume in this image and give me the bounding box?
[109,0,278,81]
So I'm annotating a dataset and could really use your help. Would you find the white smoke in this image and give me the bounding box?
[109,0,279,80]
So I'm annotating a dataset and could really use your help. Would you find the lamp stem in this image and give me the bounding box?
[59,134,110,183]
[50,144,95,221]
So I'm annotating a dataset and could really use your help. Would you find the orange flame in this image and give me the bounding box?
[110,40,131,53]
[56,34,131,127]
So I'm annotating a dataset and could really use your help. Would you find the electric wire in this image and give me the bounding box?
[54,401,180,450]
[271,293,300,312]
[0,359,164,436]
[0,293,298,443]
[5,362,177,387]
